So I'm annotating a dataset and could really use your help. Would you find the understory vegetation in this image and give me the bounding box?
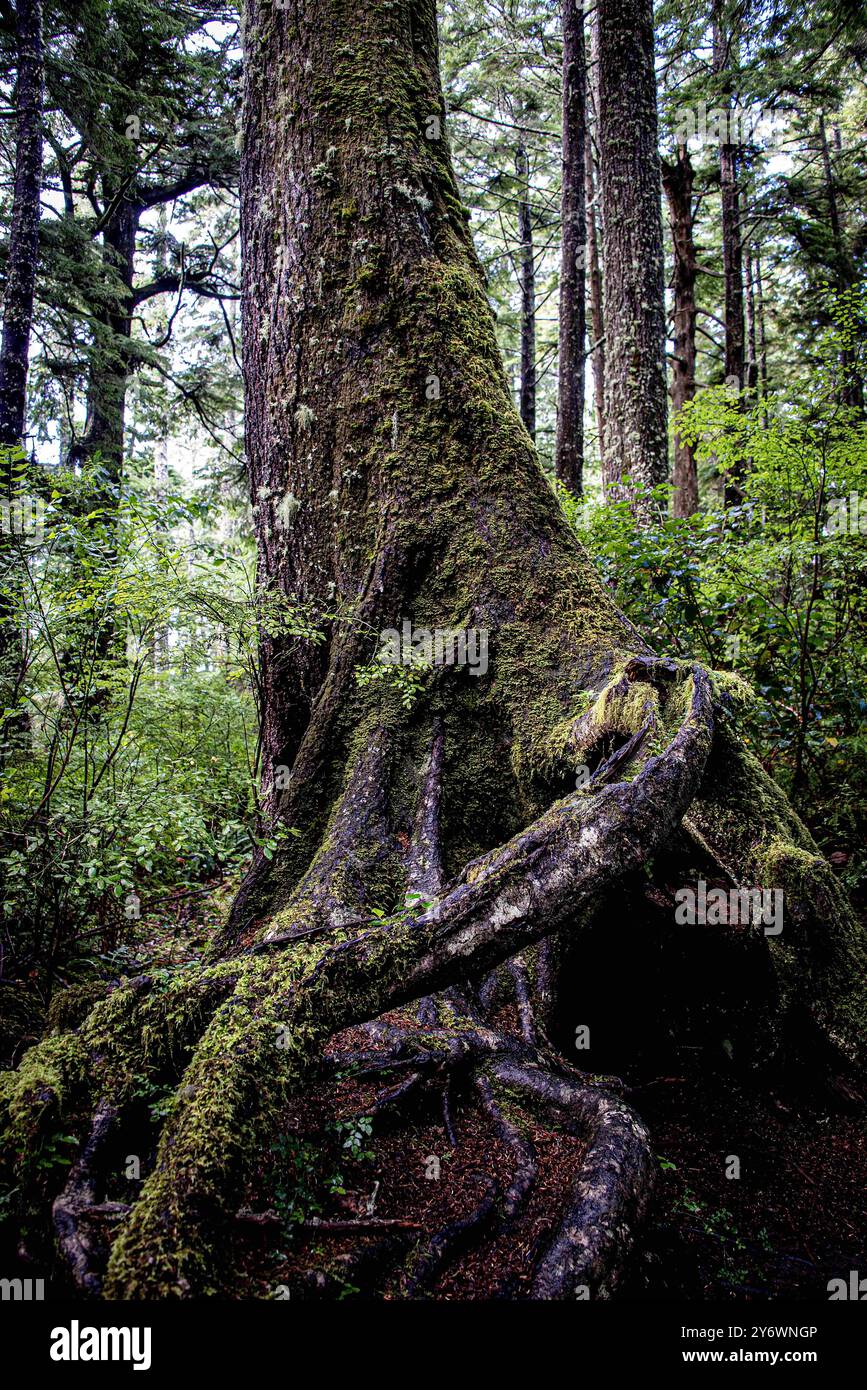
[572,306,867,897]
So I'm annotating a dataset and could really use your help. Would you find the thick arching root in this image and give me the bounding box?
[52,1101,119,1296]
[90,662,712,1296]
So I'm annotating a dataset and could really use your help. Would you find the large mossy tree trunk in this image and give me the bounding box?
[1,0,864,1302]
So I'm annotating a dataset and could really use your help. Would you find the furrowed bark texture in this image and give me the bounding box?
[1,0,864,1305]
[596,0,668,516]
[516,141,537,441]
[712,1,747,505]
[0,0,44,450]
[586,8,606,472]
[0,0,44,748]
[555,0,587,495]
[662,143,698,518]
[712,6,744,401]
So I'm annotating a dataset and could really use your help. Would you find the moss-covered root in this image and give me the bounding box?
[0,964,239,1222]
[102,979,299,1298]
[760,839,866,1067]
[688,723,867,1069]
[101,668,716,1296]
[0,1030,91,1198]
[0,975,156,1198]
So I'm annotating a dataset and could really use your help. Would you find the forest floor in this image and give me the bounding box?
[623,1068,865,1301]
[234,1012,865,1302]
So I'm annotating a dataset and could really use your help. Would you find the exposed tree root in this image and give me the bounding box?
[404,1174,500,1295]
[489,1058,653,1298]
[1,657,864,1299]
[473,1072,537,1225]
[370,1068,426,1115]
[236,1210,423,1233]
[52,1101,118,1296]
[325,1002,652,1298]
[507,958,538,1045]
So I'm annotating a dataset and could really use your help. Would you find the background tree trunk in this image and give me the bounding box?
[712,1,746,506]
[555,0,586,495]
[516,141,536,440]
[72,198,139,483]
[584,15,606,476]
[663,143,699,518]
[718,139,744,396]
[712,3,745,398]
[755,247,769,422]
[817,112,863,411]
[744,242,758,392]
[0,0,44,755]
[596,0,668,517]
[0,0,44,452]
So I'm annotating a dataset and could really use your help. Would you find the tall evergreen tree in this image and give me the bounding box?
[596,0,668,515]
[515,138,537,438]
[662,141,699,516]
[555,0,586,493]
[0,0,44,753]
[0,0,44,450]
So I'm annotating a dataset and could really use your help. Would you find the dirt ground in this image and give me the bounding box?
[235,1017,866,1301]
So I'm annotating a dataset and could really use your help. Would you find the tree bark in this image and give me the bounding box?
[817,112,863,412]
[712,7,744,395]
[596,0,668,517]
[718,140,744,396]
[516,142,536,441]
[662,143,699,518]
[712,1,746,505]
[72,198,140,483]
[0,0,44,452]
[584,27,606,475]
[754,247,769,423]
[0,0,44,755]
[818,112,846,287]
[555,0,586,495]
[744,242,758,393]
